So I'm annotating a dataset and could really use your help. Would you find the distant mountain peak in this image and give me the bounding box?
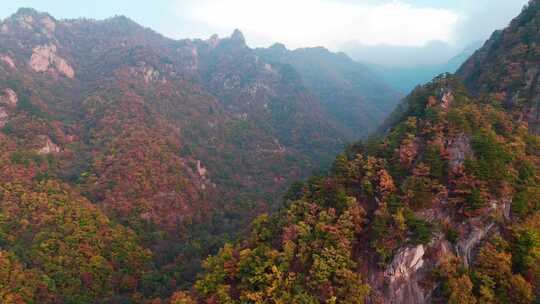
[109,15,131,22]
[4,7,45,21]
[8,7,55,22]
[298,46,331,55]
[3,7,58,35]
[105,15,140,27]
[230,29,246,45]
[269,43,287,51]
[13,7,41,17]
[207,34,220,47]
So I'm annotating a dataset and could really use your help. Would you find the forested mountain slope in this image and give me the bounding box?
[3,2,540,303]
[458,0,540,135]
[256,44,401,136]
[0,8,398,303]
[185,2,540,303]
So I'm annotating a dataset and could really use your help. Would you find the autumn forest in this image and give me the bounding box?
[0,1,539,304]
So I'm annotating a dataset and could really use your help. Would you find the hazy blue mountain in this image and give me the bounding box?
[370,42,482,93]
[256,44,402,137]
[341,40,458,67]
[344,41,482,93]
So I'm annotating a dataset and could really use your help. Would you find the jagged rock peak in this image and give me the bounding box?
[230,29,246,44]
[207,34,220,47]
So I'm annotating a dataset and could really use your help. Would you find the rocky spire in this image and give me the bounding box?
[207,34,220,48]
[230,29,246,45]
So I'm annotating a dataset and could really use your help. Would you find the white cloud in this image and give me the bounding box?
[172,0,459,50]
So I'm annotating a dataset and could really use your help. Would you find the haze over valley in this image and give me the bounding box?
[0,1,538,303]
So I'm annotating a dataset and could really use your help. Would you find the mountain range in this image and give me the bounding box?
[189,2,540,303]
[0,2,539,304]
[0,7,399,303]
[366,41,483,93]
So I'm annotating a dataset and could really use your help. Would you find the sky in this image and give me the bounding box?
[0,0,529,64]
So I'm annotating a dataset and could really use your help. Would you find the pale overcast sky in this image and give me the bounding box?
[0,0,529,51]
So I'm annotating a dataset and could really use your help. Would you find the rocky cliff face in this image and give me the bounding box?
[384,244,429,304]
[29,43,75,78]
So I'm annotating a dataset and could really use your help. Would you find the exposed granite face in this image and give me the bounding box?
[378,237,454,304]
[1,89,18,107]
[457,222,495,268]
[455,197,510,268]
[196,160,207,178]
[55,57,75,78]
[29,44,75,78]
[0,107,8,128]
[529,92,540,135]
[440,89,454,110]
[0,54,16,69]
[184,45,199,71]
[207,34,220,48]
[40,15,56,33]
[29,45,51,72]
[508,68,540,135]
[385,245,427,304]
[447,133,472,172]
[37,136,61,155]
[372,194,508,304]
[142,66,160,83]
[0,88,17,128]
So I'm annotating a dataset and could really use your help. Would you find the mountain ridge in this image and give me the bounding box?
[186,2,540,303]
[256,43,402,136]
[2,4,539,304]
[0,7,401,302]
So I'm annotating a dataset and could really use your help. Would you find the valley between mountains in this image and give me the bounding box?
[0,2,539,304]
